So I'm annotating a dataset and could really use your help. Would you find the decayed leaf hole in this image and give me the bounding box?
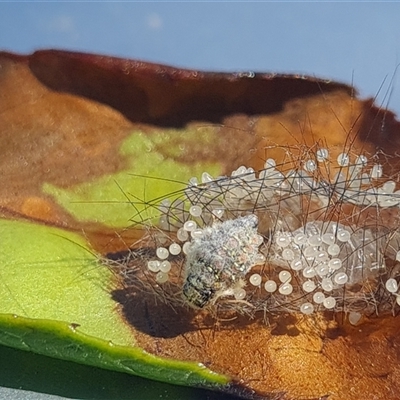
[39,87,400,399]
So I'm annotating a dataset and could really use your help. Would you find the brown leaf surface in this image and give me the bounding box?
[2,50,400,399]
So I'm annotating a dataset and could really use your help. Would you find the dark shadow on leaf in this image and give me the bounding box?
[112,287,196,338]
[107,247,323,340]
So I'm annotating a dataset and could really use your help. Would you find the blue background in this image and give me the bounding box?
[1,1,400,115]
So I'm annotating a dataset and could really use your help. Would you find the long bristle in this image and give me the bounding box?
[104,140,400,325]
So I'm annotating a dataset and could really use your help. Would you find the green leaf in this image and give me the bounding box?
[42,129,222,228]
[0,218,229,389]
[0,314,229,388]
[0,344,233,400]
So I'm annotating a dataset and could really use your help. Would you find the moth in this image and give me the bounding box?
[182,214,264,308]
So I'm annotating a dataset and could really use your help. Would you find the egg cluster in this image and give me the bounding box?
[264,220,400,316]
[142,146,400,319]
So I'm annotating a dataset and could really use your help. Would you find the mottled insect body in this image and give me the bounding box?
[183,214,264,308]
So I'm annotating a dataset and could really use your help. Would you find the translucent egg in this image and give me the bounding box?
[169,243,181,255]
[337,230,351,243]
[304,159,317,172]
[308,235,322,247]
[182,242,192,255]
[212,208,225,218]
[155,271,169,284]
[276,235,291,248]
[183,220,197,232]
[201,172,213,183]
[234,288,247,300]
[294,233,308,246]
[302,266,316,278]
[322,233,335,245]
[348,311,362,325]
[156,247,169,260]
[316,251,329,262]
[279,283,293,295]
[382,180,396,194]
[370,164,383,179]
[334,272,348,285]
[232,165,247,176]
[264,280,277,293]
[147,260,161,272]
[323,296,336,309]
[313,292,325,304]
[189,176,198,186]
[300,302,314,315]
[158,215,169,230]
[189,205,203,217]
[191,228,204,239]
[302,280,316,293]
[315,263,329,277]
[355,154,368,167]
[278,270,292,283]
[264,158,276,169]
[328,244,340,256]
[290,259,303,271]
[361,173,370,185]
[321,277,333,292]
[159,260,171,273]
[337,153,350,167]
[159,198,171,211]
[328,257,342,270]
[316,148,329,162]
[304,246,318,258]
[249,273,262,286]
[177,228,189,242]
[282,248,295,261]
[385,278,398,293]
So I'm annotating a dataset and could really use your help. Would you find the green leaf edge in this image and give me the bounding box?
[0,313,230,388]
